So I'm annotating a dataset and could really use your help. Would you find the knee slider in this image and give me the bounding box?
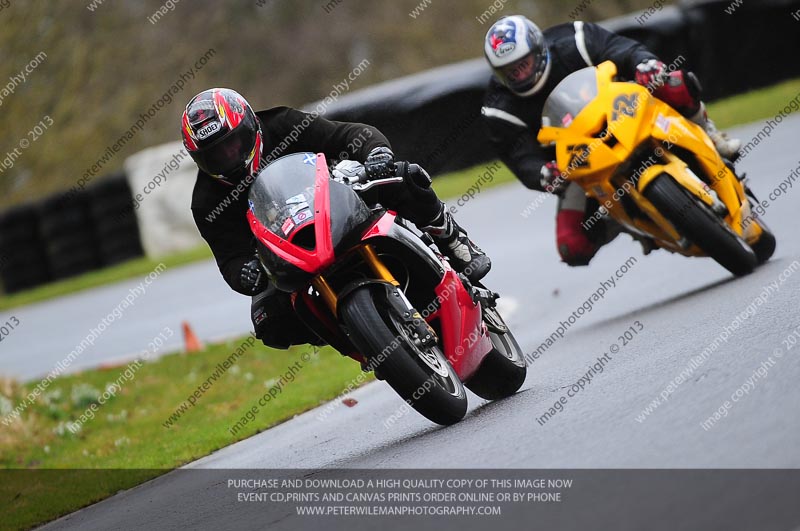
[557,237,597,266]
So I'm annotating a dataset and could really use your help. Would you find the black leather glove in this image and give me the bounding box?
[395,161,433,188]
[364,146,395,180]
[240,259,267,294]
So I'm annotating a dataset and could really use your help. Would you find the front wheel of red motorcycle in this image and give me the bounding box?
[340,286,468,426]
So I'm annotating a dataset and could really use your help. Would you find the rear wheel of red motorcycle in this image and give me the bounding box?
[340,286,468,426]
[644,175,757,276]
[465,305,527,400]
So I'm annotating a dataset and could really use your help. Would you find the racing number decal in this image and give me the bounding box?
[611,93,639,122]
[567,144,591,169]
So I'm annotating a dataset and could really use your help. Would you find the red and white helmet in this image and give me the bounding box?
[484,16,550,96]
[181,88,263,184]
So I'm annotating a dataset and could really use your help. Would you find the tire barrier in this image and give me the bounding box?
[314,58,492,176]
[0,205,51,294]
[604,0,800,101]
[86,172,144,267]
[0,173,144,294]
[36,192,101,281]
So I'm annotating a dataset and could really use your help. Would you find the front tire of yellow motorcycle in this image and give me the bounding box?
[750,225,776,264]
[644,174,758,276]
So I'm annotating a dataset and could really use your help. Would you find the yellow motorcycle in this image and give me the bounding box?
[537,61,775,276]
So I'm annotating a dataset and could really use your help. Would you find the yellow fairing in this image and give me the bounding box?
[538,61,762,254]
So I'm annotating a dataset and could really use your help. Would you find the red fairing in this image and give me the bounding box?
[362,211,398,239]
[428,268,493,380]
[361,209,492,379]
[247,153,336,273]
[249,156,492,381]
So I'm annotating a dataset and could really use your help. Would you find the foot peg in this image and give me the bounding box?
[459,273,499,308]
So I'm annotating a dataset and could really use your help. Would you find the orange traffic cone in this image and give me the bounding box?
[98,361,127,371]
[182,321,204,353]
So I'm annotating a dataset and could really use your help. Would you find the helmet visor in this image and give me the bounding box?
[193,116,257,178]
[497,50,548,94]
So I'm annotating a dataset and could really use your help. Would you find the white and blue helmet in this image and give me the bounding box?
[484,15,550,96]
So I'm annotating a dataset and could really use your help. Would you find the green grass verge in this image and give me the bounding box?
[704,78,800,130]
[1,337,367,529]
[2,78,797,311]
[432,161,515,201]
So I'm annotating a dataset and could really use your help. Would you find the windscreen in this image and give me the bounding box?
[542,67,599,128]
[248,152,318,239]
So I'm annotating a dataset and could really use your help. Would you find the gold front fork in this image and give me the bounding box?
[358,244,400,287]
[311,275,338,315]
[310,244,399,316]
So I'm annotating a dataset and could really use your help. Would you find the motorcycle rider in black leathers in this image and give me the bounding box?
[482,15,742,265]
[182,88,490,349]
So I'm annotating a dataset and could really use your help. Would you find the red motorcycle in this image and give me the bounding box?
[247,152,526,425]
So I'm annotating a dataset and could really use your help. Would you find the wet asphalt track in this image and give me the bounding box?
[15,116,800,530]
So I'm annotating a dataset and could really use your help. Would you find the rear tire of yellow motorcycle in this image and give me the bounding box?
[644,174,757,276]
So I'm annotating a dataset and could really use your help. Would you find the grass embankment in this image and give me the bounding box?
[2,77,798,312]
[704,78,800,130]
[1,338,366,529]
